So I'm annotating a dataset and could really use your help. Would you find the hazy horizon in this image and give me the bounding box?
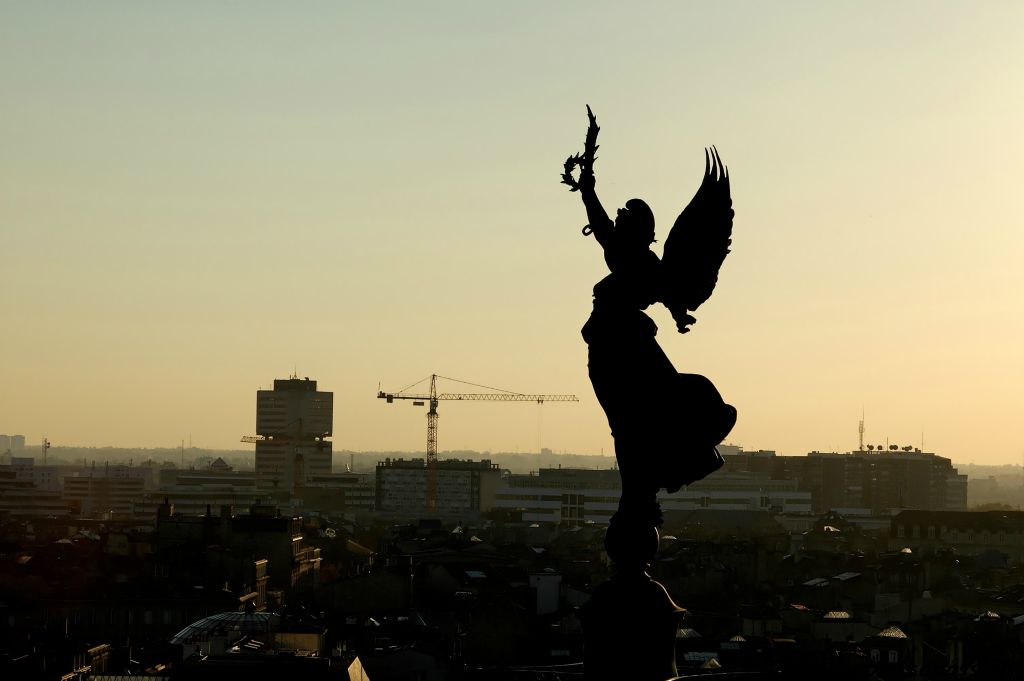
[10,442,1020,472]
[4,3,1022,463]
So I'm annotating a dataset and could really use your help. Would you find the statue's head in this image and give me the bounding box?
[616,198,655,245]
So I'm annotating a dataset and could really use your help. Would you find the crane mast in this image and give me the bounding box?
[378,373,578,512]
[426,374,439,510]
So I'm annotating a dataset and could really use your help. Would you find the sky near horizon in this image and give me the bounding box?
[2,3,1022,464]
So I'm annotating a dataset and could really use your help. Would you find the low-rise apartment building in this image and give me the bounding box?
[889,509,1024,561]
[375,458,501,514]
[494,467,812,524]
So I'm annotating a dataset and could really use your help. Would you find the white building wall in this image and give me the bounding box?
[495,476,812,525]
[494,486,562,520]
[659,489,812,514]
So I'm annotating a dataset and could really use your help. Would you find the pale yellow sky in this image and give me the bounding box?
[2,3,1022,463]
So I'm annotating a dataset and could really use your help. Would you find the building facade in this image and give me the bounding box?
[136,462,271,520]
[375,458,501,514]
[0,470,72,517]
[254,378,333,491]
[493,467,813,525]
[889,509,1024,561]
[63,472,146,517]
[156,502,321,594]
[302,473,375,514]
[724,449,967,513]
[0,434,27,453]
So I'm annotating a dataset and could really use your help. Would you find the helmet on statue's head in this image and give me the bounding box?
[616,198,655,245]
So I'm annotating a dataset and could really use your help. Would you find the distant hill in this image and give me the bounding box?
[954,462,1024,478]
[33,446,1001,478]
[20,446,257,470]
[21,446,617,475]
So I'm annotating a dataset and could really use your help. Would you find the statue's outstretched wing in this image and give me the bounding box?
[661,147,733,333]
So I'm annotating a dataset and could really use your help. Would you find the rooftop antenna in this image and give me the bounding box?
[858,410,865,452]
[180,439,184,468]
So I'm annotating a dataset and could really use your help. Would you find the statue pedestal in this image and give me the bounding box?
[581,571,685,681]
[580,505,684,681]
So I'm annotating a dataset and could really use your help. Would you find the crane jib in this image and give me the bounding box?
[378,393,578,402]
[377,379,577,511]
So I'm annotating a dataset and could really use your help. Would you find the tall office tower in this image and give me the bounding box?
[255,378,333,491]
[10,435,25,452]
[0,435,10,453]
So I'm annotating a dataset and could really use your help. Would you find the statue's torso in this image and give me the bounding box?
[583,246,661,344]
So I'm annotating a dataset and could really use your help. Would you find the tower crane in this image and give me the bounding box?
[377,374,578,511]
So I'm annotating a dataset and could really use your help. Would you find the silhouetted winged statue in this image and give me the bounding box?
[564,106,736,508]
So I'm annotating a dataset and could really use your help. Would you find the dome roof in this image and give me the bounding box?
[170,611,278,644]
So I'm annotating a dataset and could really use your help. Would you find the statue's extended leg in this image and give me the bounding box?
[587,318,736,494]
[661,373,736,493]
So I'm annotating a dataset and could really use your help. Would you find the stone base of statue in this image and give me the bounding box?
[580,499,685,681]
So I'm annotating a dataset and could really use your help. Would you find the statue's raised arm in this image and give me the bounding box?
[562,106,612,241]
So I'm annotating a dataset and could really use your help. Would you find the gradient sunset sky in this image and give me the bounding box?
[3,3,1022,463]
